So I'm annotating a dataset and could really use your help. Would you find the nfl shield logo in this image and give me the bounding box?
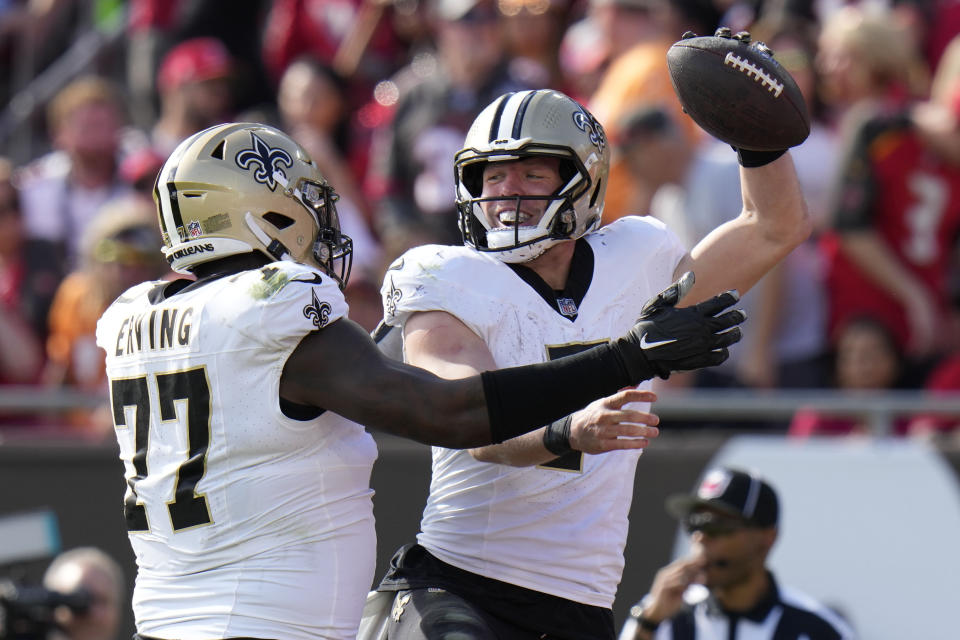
[188,221,203,238]
[557,297,578,317]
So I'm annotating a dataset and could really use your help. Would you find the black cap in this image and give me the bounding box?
[666,467,779,528]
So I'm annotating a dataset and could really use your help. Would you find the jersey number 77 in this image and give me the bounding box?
[110,367,213,533]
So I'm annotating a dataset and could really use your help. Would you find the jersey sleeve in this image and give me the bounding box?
[244,263,349,354]
[380,246,504,339]
[595,215,688,291]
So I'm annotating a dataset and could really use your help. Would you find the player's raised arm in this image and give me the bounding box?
[399,309,660,466]
[666,29,811,303]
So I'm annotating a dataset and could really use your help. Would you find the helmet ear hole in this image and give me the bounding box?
[263,212,295,230]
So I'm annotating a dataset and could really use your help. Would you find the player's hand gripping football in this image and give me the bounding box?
[614,272,745,380]
[666,28,810,165]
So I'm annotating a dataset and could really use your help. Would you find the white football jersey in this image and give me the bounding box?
[96,261,378,640]
[381,216,686,608]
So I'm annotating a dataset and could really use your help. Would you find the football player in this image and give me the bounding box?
[95,123,743,640]
[372,89,808,639]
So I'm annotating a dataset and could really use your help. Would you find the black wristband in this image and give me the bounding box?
[482,342,635,444]
[733,146,787,168]
[636,615,660,632]
[543,415,573,455]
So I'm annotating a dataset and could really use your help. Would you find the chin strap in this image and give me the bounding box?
[245,212,291,262]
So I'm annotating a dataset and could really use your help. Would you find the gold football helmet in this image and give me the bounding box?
[153,122,352,287]
[455,90,610,263]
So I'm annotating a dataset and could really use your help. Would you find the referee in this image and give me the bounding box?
[619,467,856,640]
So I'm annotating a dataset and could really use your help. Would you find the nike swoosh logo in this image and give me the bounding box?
[387,258,404,271]
[639,335,678,349]
[291,274,324,285]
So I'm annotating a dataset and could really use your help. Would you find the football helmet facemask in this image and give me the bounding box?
[154,122,353,288]
[455,90,610,263]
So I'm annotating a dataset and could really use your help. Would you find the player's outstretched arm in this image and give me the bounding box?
[282,317,486,447]
[471,388,663,466]
[279,277,744,448]
[667,29,811,304]
[401,310,661,465]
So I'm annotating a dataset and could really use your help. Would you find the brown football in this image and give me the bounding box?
[667,33,810,151]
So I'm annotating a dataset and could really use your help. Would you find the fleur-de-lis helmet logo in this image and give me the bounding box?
[573,108,606,154]
[235,132,294,191]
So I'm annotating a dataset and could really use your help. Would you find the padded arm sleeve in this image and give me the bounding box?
[482,342,636,444]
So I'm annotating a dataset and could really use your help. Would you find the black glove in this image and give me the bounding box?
[613,272,745,380]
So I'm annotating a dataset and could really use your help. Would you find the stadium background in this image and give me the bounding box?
[3,1,960,639]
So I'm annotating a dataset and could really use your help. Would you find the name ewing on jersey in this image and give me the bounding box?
[113,306,195,356]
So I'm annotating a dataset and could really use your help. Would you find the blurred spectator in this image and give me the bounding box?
[42,195,168,437]
[366,0,530,262]
[930,33,960,109]
[151,37,235,157]
[789,316,910,438]
[815,4,929,134]
[819,7,960,364]
[389,0,437,58]
[0,157,46,386]
[278,58,373,227]
[128,0,274,129]
[278,57,384,331]
[616,105,704,240]
[557,8,606,103]
[261,0,408,104]
[589,0,712,222]
[125,0,188,129]
[17,76,133,270]
[891,0,960,73]
[2,1,105,99]
[590,0,710,74]
[499,0,575,93]
[914,33,960,177]
[43,546,126,640]
[117,147,166,199]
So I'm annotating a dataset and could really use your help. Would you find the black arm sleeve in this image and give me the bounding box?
[481,342,634,444]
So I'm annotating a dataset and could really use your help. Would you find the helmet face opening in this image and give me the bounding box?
[454,90,609,263]
[154,123,354,289]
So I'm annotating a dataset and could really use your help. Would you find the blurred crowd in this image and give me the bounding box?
[0,0,958,441]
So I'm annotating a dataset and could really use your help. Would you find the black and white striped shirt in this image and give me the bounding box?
[640,572,856,640]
